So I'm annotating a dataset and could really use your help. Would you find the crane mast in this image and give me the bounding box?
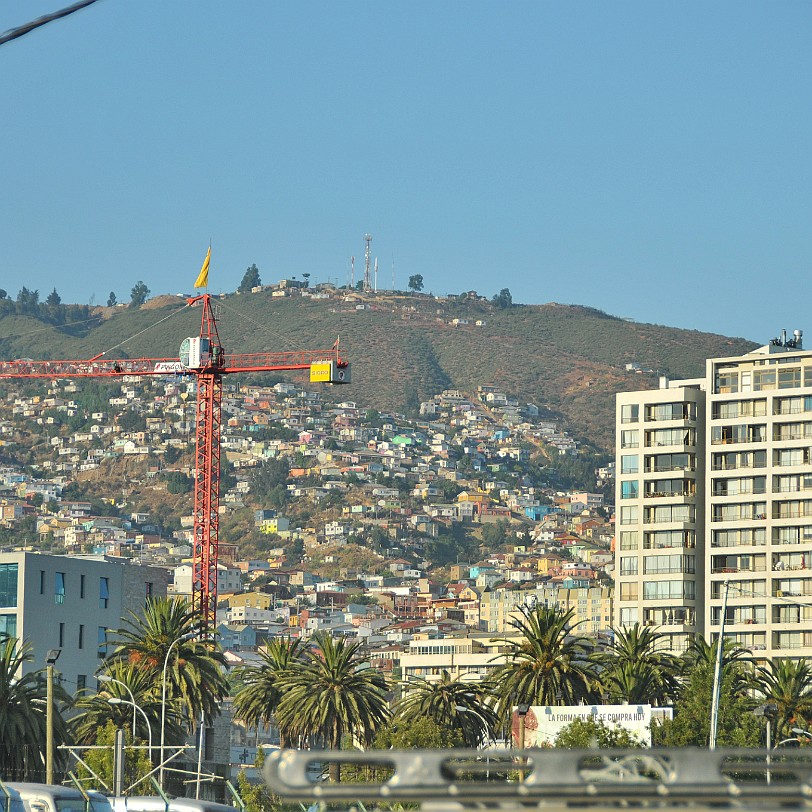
[0,293,350,631]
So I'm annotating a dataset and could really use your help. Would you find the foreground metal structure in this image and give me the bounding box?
[264,748,812,810]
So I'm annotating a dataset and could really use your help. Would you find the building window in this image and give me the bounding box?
[621,455,639,474]
[620,556,639,576]
[59,622,64,647]
[619,506,639,525]
[621,430,639,449]
[77,675,87,693]
[621,404,639,424]
[621,480,639,500]
[55,572,65,605]
[0,564,18,609]
[78,624,84,649]
[99,577,109,609]
[0,614,17,640]
[146,582,153,601]
[80,574,86,599]
[98,627,107,659]
[39,570,45,595]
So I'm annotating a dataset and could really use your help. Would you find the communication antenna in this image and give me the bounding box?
[374,257,378,293]
[392,253,395,291]
[364,234,372,291]
[350,256,355,289]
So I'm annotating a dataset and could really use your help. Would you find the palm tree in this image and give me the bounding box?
[274,634,390,780]
[104,596,229,729]
[681,635,755,695]
[71,661,184,747]
[757,658,812,740]
[232,638,305,747]
[395,670,497,747]
[485,605,599,730]
[598,624,680,705]
[0,637,69,780]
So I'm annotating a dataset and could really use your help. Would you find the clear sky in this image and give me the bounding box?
[2,1,810,343]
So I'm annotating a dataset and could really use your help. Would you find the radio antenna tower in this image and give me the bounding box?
[363,234,372,291]
[374,257,378,292]
[350,256,355,289]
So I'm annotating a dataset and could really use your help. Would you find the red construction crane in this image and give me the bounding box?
[0,294,350,629]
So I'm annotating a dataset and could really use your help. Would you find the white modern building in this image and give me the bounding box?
[616,329,812,659]
[0,551,171,691]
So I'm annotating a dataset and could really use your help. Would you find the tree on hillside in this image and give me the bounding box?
[130,281,150,307]
[0,289,6,299]
[107,291,117,307]
[16,287,40,315]
[492,288,513,308]
[239,264,261,293]
[45,288,61,307]
[408,274,424,292]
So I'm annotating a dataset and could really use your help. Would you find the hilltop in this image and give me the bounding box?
[0,288,757,450]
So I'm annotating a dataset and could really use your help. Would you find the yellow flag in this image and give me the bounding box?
[194,246,211,288]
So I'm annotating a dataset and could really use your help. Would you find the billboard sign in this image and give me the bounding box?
[513,704,652,747]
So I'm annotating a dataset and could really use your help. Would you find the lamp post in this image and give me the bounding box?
[753,703,778,785]
[160,631,197,789]
[98,674,138,739]
[108,697,153,756]
[516,704,530,782]
[45,648,61,785]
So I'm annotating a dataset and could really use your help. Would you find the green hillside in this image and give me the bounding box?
[0,291,757,450]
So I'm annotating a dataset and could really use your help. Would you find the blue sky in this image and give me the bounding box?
[2,1,810,343]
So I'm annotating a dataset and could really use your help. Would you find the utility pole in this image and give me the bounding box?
[46,648,61,784]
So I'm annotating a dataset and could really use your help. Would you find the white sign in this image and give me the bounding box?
[514,704,652,747]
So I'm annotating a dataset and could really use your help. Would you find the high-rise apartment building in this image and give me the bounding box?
[615,330,812,659]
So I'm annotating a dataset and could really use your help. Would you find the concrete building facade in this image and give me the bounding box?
[0,551,170,691]
[616,331,812,659]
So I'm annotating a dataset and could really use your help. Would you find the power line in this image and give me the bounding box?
[0,0,103,48]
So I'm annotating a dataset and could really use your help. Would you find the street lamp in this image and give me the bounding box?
[45,648,61,785]
[108,697,153,756]
[753,702,778,785]
[516,704,530,783]
[160,630,197,789]
[98,674,137,739]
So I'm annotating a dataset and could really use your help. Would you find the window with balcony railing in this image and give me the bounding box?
[712,450,767,471]
[645,402,696,422]
[644,505,694,524]
[643,580,696,600]
[772,526,812,546]
[646,452,694,473]
[644,529,696,549]
[713,476,766,497]
[712,527,766,547]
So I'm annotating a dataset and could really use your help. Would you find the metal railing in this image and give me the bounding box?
[264,747,812,809]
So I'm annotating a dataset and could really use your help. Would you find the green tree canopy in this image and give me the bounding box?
[104,597,229,730]
[239,264,262,293]
[554,717,644,749]
[492,288,513,308]
[408,274,424,292]
[485,605,599,731]
[274,634,390,779]
[130,280,150,307]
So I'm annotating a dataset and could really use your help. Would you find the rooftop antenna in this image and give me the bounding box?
[364,234,372,292]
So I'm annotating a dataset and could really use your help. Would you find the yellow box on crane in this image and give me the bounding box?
[310,360,351,384]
